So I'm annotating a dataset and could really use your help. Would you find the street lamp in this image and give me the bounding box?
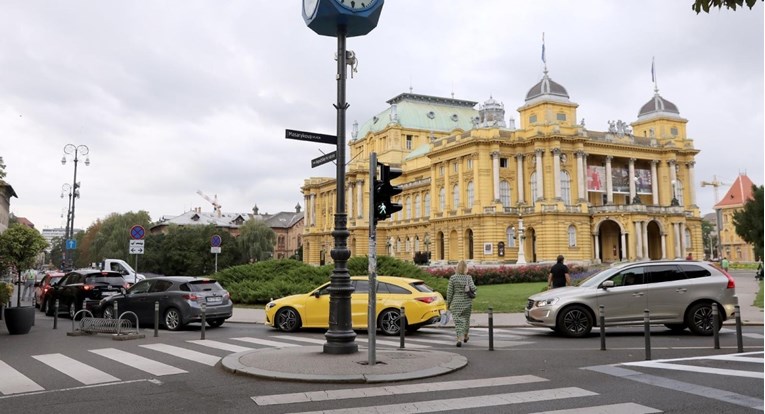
[60,183,73,269]
[670,179,679,206]
[516,212,527,264]
[61,144,90,269]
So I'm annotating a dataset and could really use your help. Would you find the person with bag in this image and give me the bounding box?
[22,269,36,301]
[446,260,476,347]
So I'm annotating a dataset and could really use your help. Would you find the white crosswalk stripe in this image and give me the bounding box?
[139,343,221,366]
[0,360,44,395]
[232,336,302,348]
[33,353,120,385]
[272,335,328,345]
[355,337,429,348]
[187,339,254,353]
[90,348,187,376]
[529,402,661,414]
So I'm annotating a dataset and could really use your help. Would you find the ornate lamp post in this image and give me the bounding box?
[670,179,679,206]
[60,183,73,269]
[61,144,89,269]
[516,212,527,264]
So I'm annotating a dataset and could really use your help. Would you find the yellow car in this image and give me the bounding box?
[265,276,446,335]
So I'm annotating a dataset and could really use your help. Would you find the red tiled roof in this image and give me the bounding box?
[714,174,755,209]
[16,217,35,228]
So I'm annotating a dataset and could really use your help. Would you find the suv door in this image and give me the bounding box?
[645,264,687,321]
[596,266,647,323]
[351,280,369,328]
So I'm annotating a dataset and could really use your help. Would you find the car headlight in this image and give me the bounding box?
[266,302,276,310]
[534,297,559,308]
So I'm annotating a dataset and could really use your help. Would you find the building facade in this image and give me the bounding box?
[301,68,703,265]
[714,174,758,262]
[0,182,17,233]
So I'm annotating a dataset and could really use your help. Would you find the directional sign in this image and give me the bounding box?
[285,129,337,145]
[66,239,77,250]
[129,240,145,255]
[211,234,222,247]
[210,246,221,254]
[311,151,337,168]
[130,225,145,240]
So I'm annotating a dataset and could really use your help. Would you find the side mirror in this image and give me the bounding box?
[313,291,321,298]
[601,280,615,290]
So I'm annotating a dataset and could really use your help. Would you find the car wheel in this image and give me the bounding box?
[208,318,225,328]
[164,308,184,331]
[686,302,722,336]
[378,309,402,336]
[275,308,301,332]
[103,306,114,319]
[664,323,687,332]
[556,305,593,338]
[45,297,55,316]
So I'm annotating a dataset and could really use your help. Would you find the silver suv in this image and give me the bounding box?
[525,260,737,337]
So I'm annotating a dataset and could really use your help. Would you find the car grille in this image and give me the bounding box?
[527,299,534,310]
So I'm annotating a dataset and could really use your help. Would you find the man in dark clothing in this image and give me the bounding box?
[548,255,571,289]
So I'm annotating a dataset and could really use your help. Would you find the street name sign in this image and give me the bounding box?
[311,151,337,168]
[285,129,337,145]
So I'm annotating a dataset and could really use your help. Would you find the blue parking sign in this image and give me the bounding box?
[66,239,77,250]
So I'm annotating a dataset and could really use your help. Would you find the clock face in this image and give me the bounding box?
[303,0,319,18]
[336,0,376,11]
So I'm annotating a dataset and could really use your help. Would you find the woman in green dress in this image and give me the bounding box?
[447,260,476,347]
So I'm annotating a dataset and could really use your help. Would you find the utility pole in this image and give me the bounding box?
[701,175,728,260]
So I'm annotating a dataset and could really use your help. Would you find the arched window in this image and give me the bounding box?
[675,180,685,206]
[439,187,445,211]
[452,184,460,209]
[405,237,411,252]
[530,171,538,206]
[561,171,571,204]
[507,226,516,248]
[467,181,474,207]
[568,225,577,247]
[405,196,412,219]
[424,193,431,217]
[684,228,692,248]
[414,236,420,252]
[396,238,402,252]
[414,195,421,218]
[500,180,511,207]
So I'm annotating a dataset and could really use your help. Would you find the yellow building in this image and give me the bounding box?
[301,67,703,265]
[714,174,758,262]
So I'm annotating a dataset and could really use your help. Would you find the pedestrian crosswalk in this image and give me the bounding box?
[0,328,532,397]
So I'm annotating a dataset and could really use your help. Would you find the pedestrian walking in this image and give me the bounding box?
[721,257,730,273]
[756,259,763,281]
[22,269,35,301]
[548,255,571,289]
[446,260,476,347]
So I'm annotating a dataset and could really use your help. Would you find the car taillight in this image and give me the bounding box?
[83,285,93,291]
[723,271,736,289]
[223,291,230,300]
[415,296,436,304]
[182,293,199,301]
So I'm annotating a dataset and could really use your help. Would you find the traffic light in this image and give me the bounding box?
[374,163,403,222]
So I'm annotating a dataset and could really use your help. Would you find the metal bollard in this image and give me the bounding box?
[599,305,606,351]
[712,303,720,350]
[200,302,206,340]
[399,307,406,349]
[488,307,494,351]
[53,299,59,329]
[735,305,743,353]
[644,309,651,360]
[113,301,118,320]
[82,299,87,321]
[154,301,159,338]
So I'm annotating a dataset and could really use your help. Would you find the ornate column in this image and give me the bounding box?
[356,180,364,219]
[679,222,687,254]
[347,182,354,221]
[661,232,667,259]
[594,233,601,263]
[651,160,659,204]
[457,157,464,210]
[492,151,500,202]
[535,149,544,201]
[673,222,681,258]
[516,153,525,204]
[576,151,586,201]
[642,221,649,259]
[472,155,480,208]
[634,221,643,259]
[605,156,614,204]
[552,148,562,199]
[443,161,451,211]
[687,162,697,206]
[628,158,636,202]
[620,232,627,260]
[304,195,311,228]
[311,194,317,226]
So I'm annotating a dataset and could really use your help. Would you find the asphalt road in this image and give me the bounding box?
[0,313,762,413]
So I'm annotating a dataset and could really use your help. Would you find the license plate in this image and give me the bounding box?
[206,296,222,304]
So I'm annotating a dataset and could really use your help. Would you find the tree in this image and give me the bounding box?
[701,219,718,259]
[733,184,764,260]
[693,0,762,13]
[237,219,277,263]
[0,224,48,306]
[77,211,152,267]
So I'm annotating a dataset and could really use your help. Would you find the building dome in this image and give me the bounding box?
[478,95,506,127]
[525,71,570,102]
[638,93,680,118]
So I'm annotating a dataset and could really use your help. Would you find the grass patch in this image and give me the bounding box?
[755,281,763,309]
[471,282,547,313]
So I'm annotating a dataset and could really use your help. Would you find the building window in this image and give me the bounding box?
[467,158,473,170]
[405,237,411,252]
[561,170,571,204]
[568,225,577,247]
[670,127,678,136]
[414,195,421,218]
[405,196,411,219]
[452,162,458,173]
[529,114,537,124]
[500,157,508,168]
[397,238,402,252]
[500,180,511,207]
[685,228,691,249]
[467,181,474,206]
[557,113,566,121]
[507,226,516,248]
[439,165,445,177]
[406,135,413,150]
[530,171,538,206]
[424,193,430,217]
[452,184,460,209]
[675,180,685,206]
[439,187,446,211]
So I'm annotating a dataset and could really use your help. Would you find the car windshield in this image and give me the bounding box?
[186,280,223,292]
[577,267,621,288]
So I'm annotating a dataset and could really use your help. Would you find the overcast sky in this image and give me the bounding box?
[1,1,762,231]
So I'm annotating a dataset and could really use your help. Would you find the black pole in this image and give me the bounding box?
[488,307,494,351]
[644,309,651,360]
[712,303,720,350]
[68,154,79,269]
[323,26,357,355]
[735,305,743,353]
[599,305,606,351]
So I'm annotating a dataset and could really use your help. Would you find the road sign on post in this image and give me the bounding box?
[311,151,337,168]
[129,240,145,255]
[285,129,337,145]
[211,234,222,272]
[130,225,145,240]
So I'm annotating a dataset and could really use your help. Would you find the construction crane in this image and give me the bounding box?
[700,175,728,205]
[196,190,222,217]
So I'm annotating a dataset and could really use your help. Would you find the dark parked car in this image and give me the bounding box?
[35,271,66,312]
[98,277,232,331]
[45,269,128,318]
